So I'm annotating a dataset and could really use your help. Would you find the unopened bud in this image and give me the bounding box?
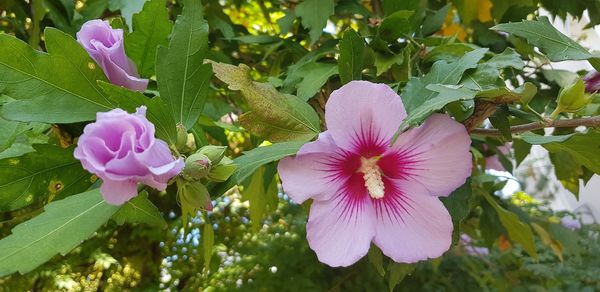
[175,124,188,150]
[208,156,236,182]
[198,145,227,165]
[557,78,592,113]
[182,153,211,181]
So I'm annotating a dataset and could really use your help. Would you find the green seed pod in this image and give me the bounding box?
[182,153,211,181]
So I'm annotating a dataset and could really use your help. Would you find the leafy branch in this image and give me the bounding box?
[471,116,600,137]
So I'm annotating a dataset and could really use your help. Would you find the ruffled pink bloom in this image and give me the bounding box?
[278,81,472,267]
[74,106,184,205]
[77,20,148,92]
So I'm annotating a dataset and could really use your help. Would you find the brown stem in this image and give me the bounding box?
[463,101,498,132]
[471,116,600,137]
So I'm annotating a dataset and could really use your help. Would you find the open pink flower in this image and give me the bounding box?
[278,81,472,267]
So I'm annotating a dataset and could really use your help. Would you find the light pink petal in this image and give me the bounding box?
[100,179,138,205]
[373,180,453,263]
[485,155,505,171]
[390,114,472,197]
[297,131,338,155]
[306,196,376,267]
[278,153,342,203]
[325,81,406,152]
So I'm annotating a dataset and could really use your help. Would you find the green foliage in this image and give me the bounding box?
[156,0,212,129]
[338,29,365,84]
[523,131,600,174]
[483,192,537,258]
[295,62,338,100]
[0,189,119,276]
[125,0,172,78]
[401,48,487,113]
[232,141,305,184]
[492,17,593,61]
[295,0,335,44]
[242,166,279,232]
[209,61,320,142]
[0,144,93,212]
[0,28,112,123]
[112,191,167,229]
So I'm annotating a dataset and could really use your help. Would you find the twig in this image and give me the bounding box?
[470,116,600,137]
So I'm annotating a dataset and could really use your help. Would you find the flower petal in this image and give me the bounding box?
[100,179,138,205]
[389,114,472,197]
[373,180,453,263]
[297,131,338,155]
[306,196,376,267]
[325,81,406,152]
[278,153,341,203]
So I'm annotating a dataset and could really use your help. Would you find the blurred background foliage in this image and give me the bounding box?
[1,0,600,291]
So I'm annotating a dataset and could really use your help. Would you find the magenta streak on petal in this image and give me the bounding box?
[372,178,415,225]
[349,114,387,156]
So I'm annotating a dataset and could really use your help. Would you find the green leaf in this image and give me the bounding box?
[208,61,320,142]
[367,245,385,277]
[233,141,305,184]
[0,28,113,123]
[401,48,487,113]
[489,107,512,141]
[374,52,404,76]
[99,81,177,144]
[520,132,574,144]
[156,0,212,129]
[125,0,172,77]
[181,181,212,228]
[295,0,335,44]
[441,180,473,242]
[388,262,415,292]
[421,3,450,35]
[477,83,537,104]
[542,69,579,88]
[203,215,215,272]
[482,192,537,258]
[486,48,525,70]
[112,191,167,229]
[338,29,365,84]
[0,144,94,212]
[549,151,582,198]
[295,62,338,100]
[400,84,477,128]
[0,189,119,276]
[108,0,148,27]
[242,167,269,232]
[539,132,600,174]
[378,10,414,42]
[453,0,478,25]
[424,43,476,64]
[513,138,531,166]
[491,17,592,61]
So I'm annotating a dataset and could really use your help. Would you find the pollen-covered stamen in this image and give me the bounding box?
[358,156,385,199]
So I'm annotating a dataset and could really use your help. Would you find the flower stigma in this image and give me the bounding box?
[358,156,385,199]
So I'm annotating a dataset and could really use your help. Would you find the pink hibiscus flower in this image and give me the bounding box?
[278,81,472,267]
